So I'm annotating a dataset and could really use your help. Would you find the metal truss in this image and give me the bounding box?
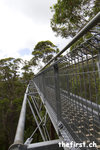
[9,81,64,150]
[9,12,100,150]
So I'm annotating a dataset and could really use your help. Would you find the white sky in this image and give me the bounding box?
[0,0,71,61]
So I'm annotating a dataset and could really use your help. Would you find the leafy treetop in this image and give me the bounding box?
[50,0,100,38]
[32,40,59,64]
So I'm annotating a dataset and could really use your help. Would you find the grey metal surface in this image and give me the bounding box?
[14,85,29,144]
[54,64,61,121]
[27,98,46,141]
[38,12,100,72]
[27,139,64,150]
[9,13,100,150]
[34,82,58,134]
[34,21,100,150]
[9,144,27,150]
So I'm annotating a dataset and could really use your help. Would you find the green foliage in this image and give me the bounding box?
[0,57,34,149]
[72,32,93,52]
[59,58,100,104]
[32,40,59,64]
[22,60,34,84]
[50,0,100,38]
[0,45,59,149]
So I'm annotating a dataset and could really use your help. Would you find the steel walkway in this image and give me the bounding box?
[9,12,100,150]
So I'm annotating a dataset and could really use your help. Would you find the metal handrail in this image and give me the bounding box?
[9,12,100,150]
[38,12,100,73]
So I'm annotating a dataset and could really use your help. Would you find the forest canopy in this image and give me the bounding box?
[50,0,100,38]
[0,40,57,150]
[0,0,100,149]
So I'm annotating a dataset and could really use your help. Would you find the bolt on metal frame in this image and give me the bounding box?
[9,12,100,150]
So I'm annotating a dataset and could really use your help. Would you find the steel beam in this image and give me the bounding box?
[9,85,29,150]
[27,139,64,150]
[37,12,100,73]
[27,98,45,141]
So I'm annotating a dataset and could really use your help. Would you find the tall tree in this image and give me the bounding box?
[32,40,59,64]
[0,57,39,150]
[0,57,23,99]
[0,57,26,149]
[50,0,100,38]
[22,60,34,84]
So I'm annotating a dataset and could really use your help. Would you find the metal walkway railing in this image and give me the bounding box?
[9,12,100,150]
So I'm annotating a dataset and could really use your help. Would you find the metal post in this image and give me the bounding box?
[42,73,46,103]
[97,51,100,78]
[54,64,61,121]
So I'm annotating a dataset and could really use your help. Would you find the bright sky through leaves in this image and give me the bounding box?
[0,0,70,60]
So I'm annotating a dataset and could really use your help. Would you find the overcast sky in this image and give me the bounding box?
[0,0,71,61]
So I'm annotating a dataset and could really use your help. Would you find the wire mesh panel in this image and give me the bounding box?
[58,28,100,149]
[34,24,100,150]
[34,67,57,114]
